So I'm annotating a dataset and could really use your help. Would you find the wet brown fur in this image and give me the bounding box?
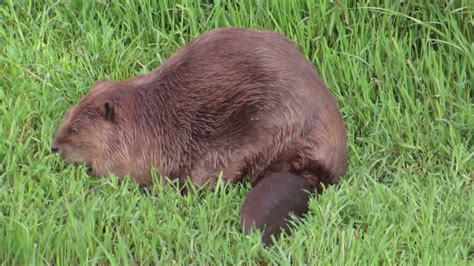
[52,27,348,243]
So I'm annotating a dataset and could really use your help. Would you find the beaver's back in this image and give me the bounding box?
[142,27,348,186]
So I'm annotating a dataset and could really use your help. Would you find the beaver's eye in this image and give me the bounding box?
[69,127,78,134]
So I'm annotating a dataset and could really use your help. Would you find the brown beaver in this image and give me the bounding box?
[52,27,348,245]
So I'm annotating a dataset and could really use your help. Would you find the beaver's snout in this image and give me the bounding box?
[51,141,59,153]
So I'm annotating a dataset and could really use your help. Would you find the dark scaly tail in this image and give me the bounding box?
[240,172,314,245]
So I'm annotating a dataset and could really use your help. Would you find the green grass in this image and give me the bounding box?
[1,0,473,264]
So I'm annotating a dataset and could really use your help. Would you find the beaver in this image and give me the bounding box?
[51,27,348,245]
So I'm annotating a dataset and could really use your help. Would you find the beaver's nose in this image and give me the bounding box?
[51,143,58,153]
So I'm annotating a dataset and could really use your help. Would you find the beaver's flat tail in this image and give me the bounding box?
[240,172,313,245]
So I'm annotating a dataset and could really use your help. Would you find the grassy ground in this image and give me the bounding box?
[1,0,472,264]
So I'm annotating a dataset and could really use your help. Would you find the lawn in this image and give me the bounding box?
[1,0,472,264]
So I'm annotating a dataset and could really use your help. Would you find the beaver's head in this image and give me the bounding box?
[52,81,125,177]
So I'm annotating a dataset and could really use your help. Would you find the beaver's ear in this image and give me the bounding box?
[103,101,115,122]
